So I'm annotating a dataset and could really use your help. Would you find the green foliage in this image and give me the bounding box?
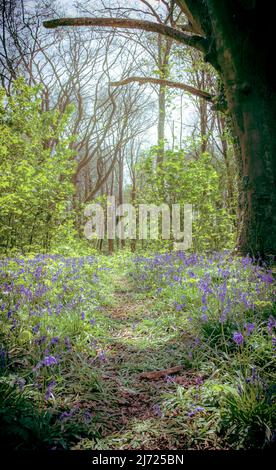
[0,254,117,449]
[0,252,275,450]
[220,379,276,448]
[0,378,101,450]
[162,375,275,449]
[0,78,76,254]
[136,148,235,251]
[131,252,275,449]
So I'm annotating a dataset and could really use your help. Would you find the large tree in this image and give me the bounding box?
[44,0,276,259]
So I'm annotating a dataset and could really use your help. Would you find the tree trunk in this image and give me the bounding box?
[156,35,172,166]
[217,115,236,217]
[208,1,276,258]
[130,173,136,252]
[199,97,207,153]
[230,88,276,258]
[157,83,166,165]
[118,152,125,248]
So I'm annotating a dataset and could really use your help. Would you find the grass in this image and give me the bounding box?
[0,251,275,449]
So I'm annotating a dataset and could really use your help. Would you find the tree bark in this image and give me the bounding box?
[217,115,236,217]
[205,1,276,258]
[43,17,209,53]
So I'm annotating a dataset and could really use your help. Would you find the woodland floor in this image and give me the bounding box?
[75,273,203,450]
[1,254,274,450]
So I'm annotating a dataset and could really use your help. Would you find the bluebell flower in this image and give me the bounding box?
[32,323,40,334]
[233,332,244,346]
[268,316,276,334]
[188,406,205,417]
[165,375,176,383]
[152,404,162,417]
[175,302,185,311]
[43,355,58,366]
[45,380,56,400]
[244,322,255,336]
[64,337,71,349]
[98,350,106,362]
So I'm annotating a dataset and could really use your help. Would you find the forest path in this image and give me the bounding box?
[87,267,201,450]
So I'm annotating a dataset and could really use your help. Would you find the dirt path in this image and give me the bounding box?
[87,273,202,450]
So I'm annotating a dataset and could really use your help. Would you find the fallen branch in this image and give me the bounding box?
[138,365,183,380]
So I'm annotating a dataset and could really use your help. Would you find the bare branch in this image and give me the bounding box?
[109,76,214,102]
[43,17,208,53]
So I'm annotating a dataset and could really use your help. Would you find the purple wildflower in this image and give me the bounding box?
[98,350,106,362]
[83,411,92,423]
[165,375,176,383]
[50,336,59,345]
[175,302,185,311]
[259,272,274,284]
[64,336,71,350]
[268,316,276,335]
[16,378,26,390]
[219,313,227,323]
[43,355,58,366]
[218,281,227,303]
[59,409,75,421]
[36,334,47,345]
[152,404,162,417]
[233,332,244,346]
[244,322,255,336]
[45,380,56,400]
[188,406,205,417]
[32,323,40,334]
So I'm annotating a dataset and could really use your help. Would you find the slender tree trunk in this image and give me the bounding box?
[180,93,183,148]
[157,82,166,165]
[118,152,125,248]
[199,97,207,153]
[130,173,136,252]
[156,35,172,166]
